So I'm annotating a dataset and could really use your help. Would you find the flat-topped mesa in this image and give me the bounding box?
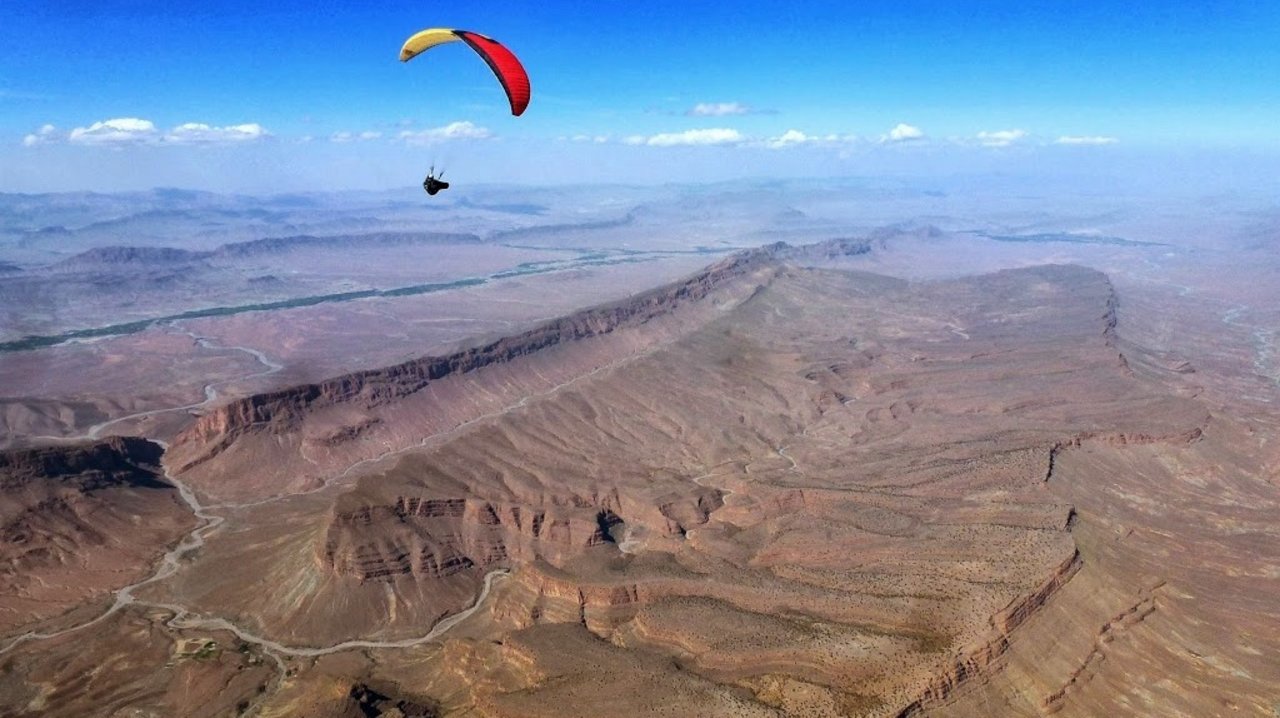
[171,243,791,471]
[0,436,164,490]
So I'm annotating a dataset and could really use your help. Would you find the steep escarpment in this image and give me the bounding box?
[0,435,164,487]
[0,436,194,636]
[168,243,786,483]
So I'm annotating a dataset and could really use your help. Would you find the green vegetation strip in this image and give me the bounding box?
[975,231,1166,247]
[0,253,699,353]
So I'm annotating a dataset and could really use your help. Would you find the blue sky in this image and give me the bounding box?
[2,0,1278,191]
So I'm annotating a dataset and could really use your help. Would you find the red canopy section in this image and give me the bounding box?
[454,31,531,117]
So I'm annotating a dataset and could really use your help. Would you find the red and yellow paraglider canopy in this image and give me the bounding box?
[400,29,531,116]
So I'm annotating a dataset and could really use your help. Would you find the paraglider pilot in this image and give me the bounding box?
[423,166,449,196]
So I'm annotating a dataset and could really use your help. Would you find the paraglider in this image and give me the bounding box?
[400,28,530,197]
[399,28,531,117]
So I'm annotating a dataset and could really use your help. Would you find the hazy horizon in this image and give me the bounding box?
[4,1,1278,193]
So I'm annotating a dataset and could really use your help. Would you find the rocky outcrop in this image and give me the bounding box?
[1040,583,1162,712]
[321,497,622,583]
[1054,425,1206,453]
[896,550,1084,716]
[346,683,440,718]
[0,436,165,489]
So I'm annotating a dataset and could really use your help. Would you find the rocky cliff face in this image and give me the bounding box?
[895,550,1084,716]
[170,243,788,474]
[321,497,618,582]
[0,436,193,635]
[320,482,721,584]
[0,436,165,493]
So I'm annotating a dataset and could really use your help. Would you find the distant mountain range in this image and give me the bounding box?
[49,231,484,270]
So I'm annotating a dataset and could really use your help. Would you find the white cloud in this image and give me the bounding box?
[628,128,745,147]
[883,123,925,143]
[769,129,811,148]
[763,129,857,149]
[1055,135,1118,145]
[165,122,269,144]
[329,130,382,143]
[68,117,159,145]
[35,118,269,146]
[616,128,853,149]
[21,124,57,147]
[976,129,1029,147]
[398,121,493,145]
[687,102,753,117]
[568,134,610,144]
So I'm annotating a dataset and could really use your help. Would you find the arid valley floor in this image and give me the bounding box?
[1,182,1277,717]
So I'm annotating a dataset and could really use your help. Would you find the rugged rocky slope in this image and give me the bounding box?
[7,243,1274,718]
[0,605,276,718]
[167,243,785,501]
[148,256,1226,717]
[0,436,194,635]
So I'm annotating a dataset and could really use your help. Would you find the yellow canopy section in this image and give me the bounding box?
[399,28,462,62]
